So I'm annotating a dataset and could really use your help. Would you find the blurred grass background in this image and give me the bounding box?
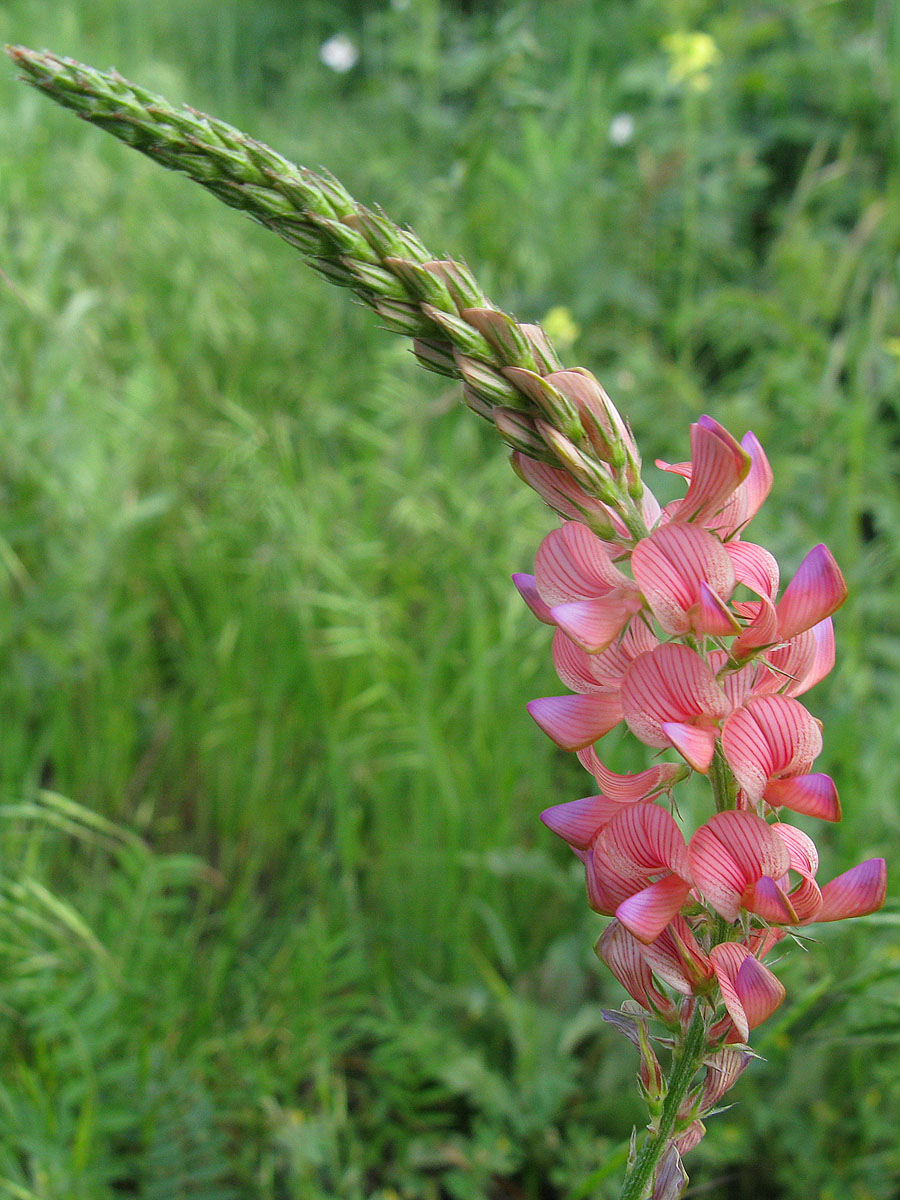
[0,1,899,1197]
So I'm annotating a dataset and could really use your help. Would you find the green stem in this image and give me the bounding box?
[620,1004,707,1200]
[709,747,737,813]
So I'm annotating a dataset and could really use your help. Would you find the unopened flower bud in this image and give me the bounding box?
[462,306,536,370]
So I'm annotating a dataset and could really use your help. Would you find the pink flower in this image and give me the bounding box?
[631,523,737,637]
[620,644,731,772]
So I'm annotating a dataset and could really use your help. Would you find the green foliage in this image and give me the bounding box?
[0,1,898,1197]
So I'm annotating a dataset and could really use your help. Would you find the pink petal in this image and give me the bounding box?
[616,874,693,944]
[689,811,790,922]
[771,822,819,876]
[672,417,751,525]
[672,1123,705,1158]
[731,595,779,659]
[726,541,780,599]
[765,773,841,821]
[816,859,887,922]
[631,524,736,636]
[540,794,624,849]
[639,914,713,995]
[527,692,624,750]
[776,544,848,641]
[701,1047,752,1109]
[595,921,678,1019]
[550,589,642,653]
[721,695,823,803]
[661,720,718,773]
[777,618,836,697]
[736,431,774,527]
[587,846,644,913]
[621,644,731,750]
[742,875,798,923]
[552,629,612,694]
[576,746,689,801]
[535,522,630,605]
[598,803,691,880]
[512,573,554,624]
[695,581,740,636]
[709,943,785,1042]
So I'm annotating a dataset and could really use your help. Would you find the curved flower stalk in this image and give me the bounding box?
[6,48,887,1200]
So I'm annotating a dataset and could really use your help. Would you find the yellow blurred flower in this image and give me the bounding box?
[542,305,581,351]
[663,31,721,92]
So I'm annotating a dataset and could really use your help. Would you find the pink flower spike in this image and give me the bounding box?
[660,721,718,773]
[816,859,887,922]
[621,644,731,753]
[527,692,623,750]
[673,417,751,525]
[709,942,786,1043]
[595,921,678,1020]
[512,573,554,624]
[616,874,693,944]
[721,695,823,804]
[577,745,690,801]
[550,590,643,654]
[764,773,841,822]
[631,523,736,636]
[776,544,849,641]
[540,794,624,850]
[535,522,631,605]
[689,810,790,922]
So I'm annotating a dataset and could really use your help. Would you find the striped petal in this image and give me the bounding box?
[776,544,848,640]
[731,595,779,659]
[764,773,840,821]
[598,803,691,880]
[672,417,751,525]
[527,692,623,750]
[701,1047,753,1110]
[709,943,786,1043]
[639,914,714,995]
[552,629,611,694]
[771,618,836,697]
[550,589,642,653]
[512,452,614,525]
[616,875,693,944]
[721,695,823,803]
[621,644,731,751]
[689,811,790,921]
[577,746,689,801]
[540,794,624,850]
[816,859,887,923]
[631,523,736,636]
[512,573,554,624]
[535,521,630,604]
[726,541,780,599]
[595,921,678,1019]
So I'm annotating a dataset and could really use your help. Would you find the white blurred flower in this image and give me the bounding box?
[391,0,411,9]
[319,33,359,73]
[609,112,635,146]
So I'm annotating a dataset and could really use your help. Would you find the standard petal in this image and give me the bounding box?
[640,915,713,995]
[689,811,790,921]
[673,417,751,526]
[631,523,735,635]
[512,573,555,624]
[776,544,848,641]
[777,618,836,697]
[527,692,623,750]
[621,644,731,750]
[552,629,612,694]
[616,875,693,944]
[721,695,823,803]
[535,521,630,605]
[764,773,841,821]
[816,859,887,922]
[726,541,779,599]
[598,804,691,880]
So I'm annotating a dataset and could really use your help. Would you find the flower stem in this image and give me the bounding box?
[619,1004,707,1200]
